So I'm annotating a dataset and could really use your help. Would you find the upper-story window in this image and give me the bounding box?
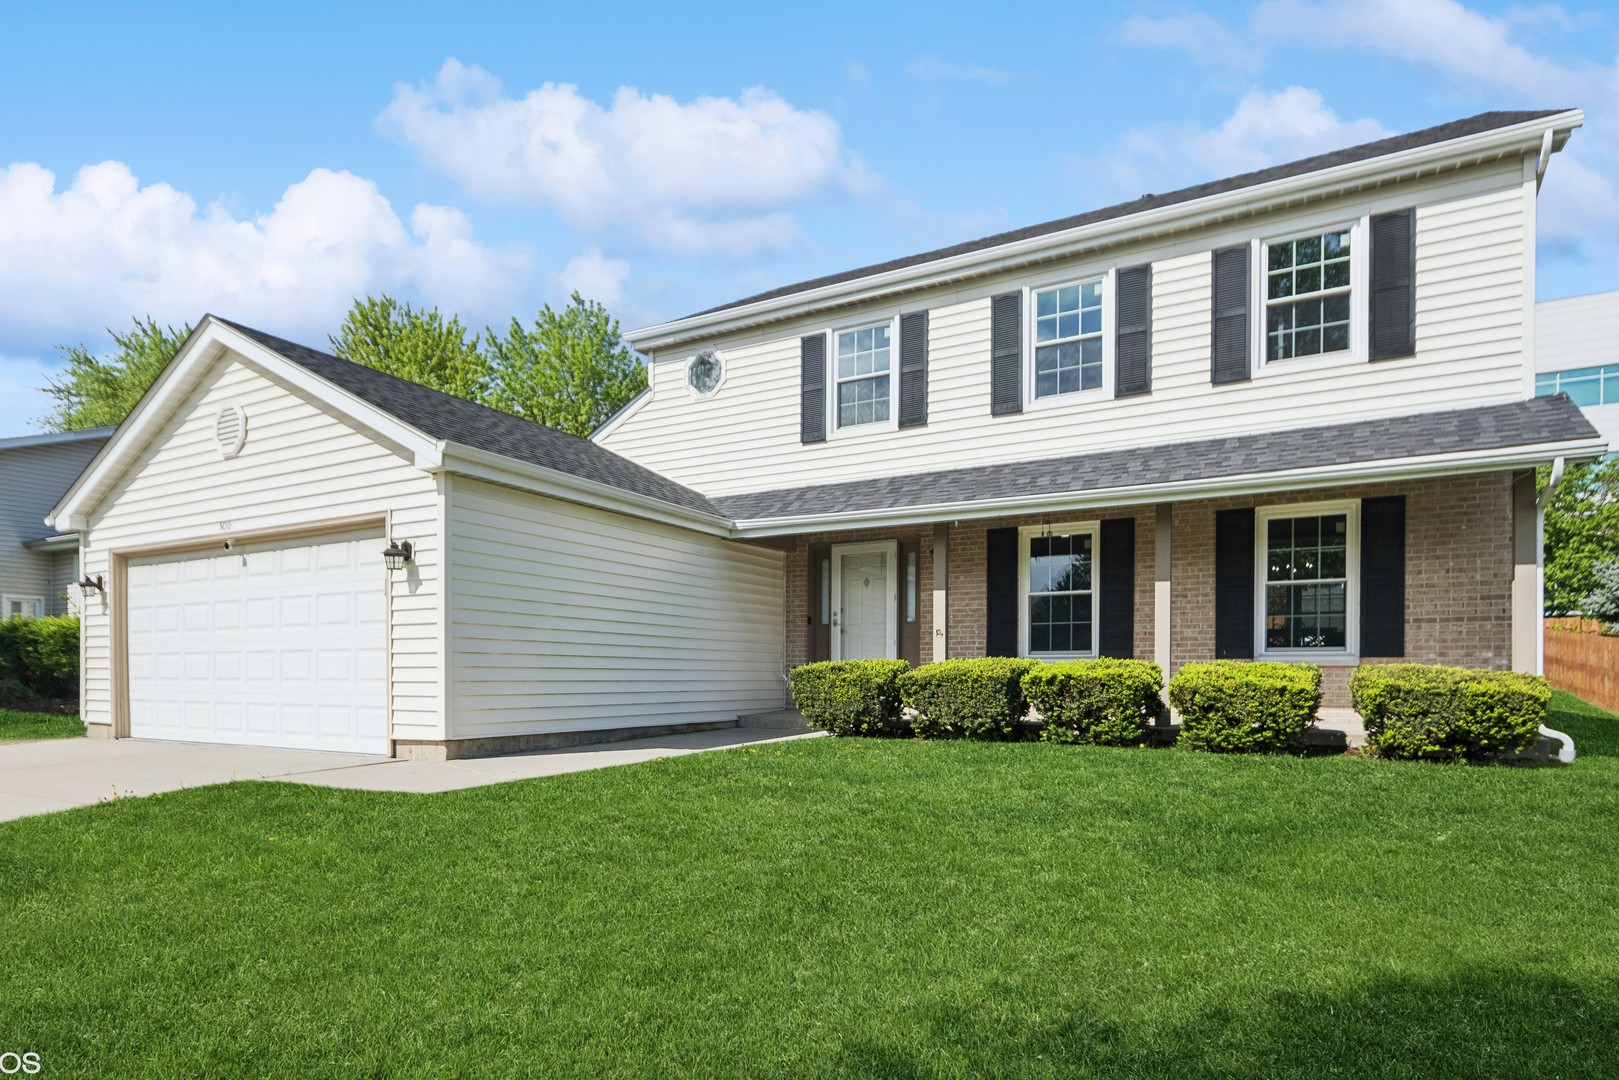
[1537,364,1619,407]
[835,322,892,429]
[1033,280,1104,398]
[1265,228,1353,362]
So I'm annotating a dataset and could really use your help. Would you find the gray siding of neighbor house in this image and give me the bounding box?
[0,436,108,613]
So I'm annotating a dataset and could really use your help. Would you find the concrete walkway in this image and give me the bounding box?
[0,728,822,823]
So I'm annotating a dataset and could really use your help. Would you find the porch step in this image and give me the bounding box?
[738,707,814,732]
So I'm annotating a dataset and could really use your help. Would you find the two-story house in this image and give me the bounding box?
[0,428,113,617]
[48,109,1607,759]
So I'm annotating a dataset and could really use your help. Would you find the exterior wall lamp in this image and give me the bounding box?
[382,539,414,571]
[77,573,105,596]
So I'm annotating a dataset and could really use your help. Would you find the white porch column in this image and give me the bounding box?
[1510,470,1540,673]
[1154,504,1172,675]
[931,523,949,663]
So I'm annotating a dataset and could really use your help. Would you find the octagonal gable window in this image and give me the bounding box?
[687,350,723,398]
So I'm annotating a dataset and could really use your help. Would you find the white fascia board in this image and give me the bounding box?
[728,436,1609,538]
[438,443,733,537]
[631,111,1585,353]
[48,317,442,530]
[0,427,116,452]
[588,384,652,444]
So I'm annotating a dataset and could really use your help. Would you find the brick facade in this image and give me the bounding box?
[778,472,1516,707]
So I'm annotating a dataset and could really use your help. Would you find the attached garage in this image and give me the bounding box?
[126,531,388,755]
[49,317,787,759]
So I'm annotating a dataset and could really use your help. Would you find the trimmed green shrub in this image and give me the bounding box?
[1022,659,1163,746]
[1351,663,1550,762]
[1169,660,1321,753]
[899,657,1037,739]
[0,615,80,698]
[788,659,909,736]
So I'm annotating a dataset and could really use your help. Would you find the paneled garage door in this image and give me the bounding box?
[127,531,388,754]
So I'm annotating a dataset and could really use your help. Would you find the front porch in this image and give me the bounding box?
[769,471,1539,709]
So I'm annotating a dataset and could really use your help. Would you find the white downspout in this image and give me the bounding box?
[1536,456,1575,762]
[1535,127,1555,192]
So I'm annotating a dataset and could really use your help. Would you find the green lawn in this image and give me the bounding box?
[0,707,83,741]
[2,693,1618,1078]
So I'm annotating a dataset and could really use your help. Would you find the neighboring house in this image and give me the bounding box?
[1535,290,1619,453]
[0,429,113,618]
[48,109,1608,760]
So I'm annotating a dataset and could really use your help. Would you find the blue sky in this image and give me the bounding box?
[2,0,1617,434]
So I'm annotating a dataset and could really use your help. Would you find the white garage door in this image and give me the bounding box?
[127,531,388,754]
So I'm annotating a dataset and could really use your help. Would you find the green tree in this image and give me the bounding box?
[329,295,490,401]
[485,293,647,438]
[1541,456,1619,615]
[43,317,192,431]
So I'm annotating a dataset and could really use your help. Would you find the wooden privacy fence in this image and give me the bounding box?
[1545,618,1619,713]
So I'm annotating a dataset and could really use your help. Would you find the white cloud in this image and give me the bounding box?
[1117,12,1263,72]
[378,59,875,258]
[905,54,1017,84]
[0,159,529,355]
[1253,0,1593,98]
[550,248,630,310]
[1080,87,1391,201]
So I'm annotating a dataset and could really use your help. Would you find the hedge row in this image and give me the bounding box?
[0,615,80,701]
[789,656,1163,745]
[789,656,1552,762]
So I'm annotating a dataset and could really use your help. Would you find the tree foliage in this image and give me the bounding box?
[486,293,647,437]
[328,296,490,401]
[1542,457,1619,615]
[43,318,191,431]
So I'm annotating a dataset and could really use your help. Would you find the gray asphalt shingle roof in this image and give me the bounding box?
[711,396,1599,522]
[219,320,723,518]
[684,111,1569,321]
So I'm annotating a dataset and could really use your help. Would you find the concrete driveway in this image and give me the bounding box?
[0,727,820,823]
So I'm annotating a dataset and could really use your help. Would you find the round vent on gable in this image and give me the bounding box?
[215,401,247,458]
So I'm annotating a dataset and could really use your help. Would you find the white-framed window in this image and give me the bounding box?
[1017,521,1100,659]
[1254,500,1359,660]
[1261,223,1358,364]
[830,319,896,433]
[1031,278,1105,398]
[3,596,45,619]
[685,349,724,399]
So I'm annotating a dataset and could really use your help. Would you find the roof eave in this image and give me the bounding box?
[726,435,1608,538]
[630,110,1584,354]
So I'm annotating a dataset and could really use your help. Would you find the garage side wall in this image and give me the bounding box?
[79,354,446,742]
[446,476,787,741]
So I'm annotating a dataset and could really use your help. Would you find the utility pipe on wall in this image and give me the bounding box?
[1536,456,1576,763]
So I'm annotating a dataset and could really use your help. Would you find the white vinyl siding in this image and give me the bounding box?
[600,162,1531,498]
[446,476,786,740]
[78,355,445,741]
[0,438,104,616]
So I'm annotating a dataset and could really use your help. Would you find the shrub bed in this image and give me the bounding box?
[1168,660,1321,753]
[1022,659,1163,746]
[899,658,1037,739]
[0,615,79,698]
[1351,663,1550,761]
[788,659,909,736]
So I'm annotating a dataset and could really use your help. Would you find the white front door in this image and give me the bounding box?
[831,541,897,660]
[126,530,388,755]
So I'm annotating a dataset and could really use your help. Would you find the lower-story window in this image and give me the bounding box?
[1018,522,1099,658]
[1256,501,1358,657]
[3,595,45,619]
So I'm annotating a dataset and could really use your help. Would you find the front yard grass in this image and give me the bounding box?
[2,692,1617,1077]
[0,707,83,741]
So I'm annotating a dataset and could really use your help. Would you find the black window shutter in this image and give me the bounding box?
[898,310,929,428]
[800,333,826,444]
[1360,496,1406,656]
[1099,518,1136,658]
[1211,244,1251,384]
[1214,508,1255,659]
[990,291,1022,415]
[1115,264,1153,397]
[1369,208,1416,361]
[985,527,1019,656]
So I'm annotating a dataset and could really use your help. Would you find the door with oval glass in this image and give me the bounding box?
[830,541,898,660]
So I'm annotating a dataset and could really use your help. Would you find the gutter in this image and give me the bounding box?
[1536,455,1577,763]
